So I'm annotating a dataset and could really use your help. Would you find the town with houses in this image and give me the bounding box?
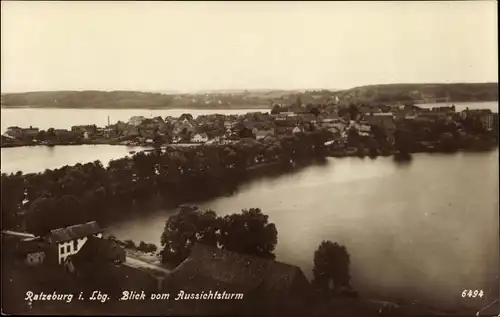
[2,97,498,156]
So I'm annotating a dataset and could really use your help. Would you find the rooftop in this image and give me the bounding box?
[166,243,310,296]
[2,230,36,240]
[371,113,394,116]
[50,221,102,243]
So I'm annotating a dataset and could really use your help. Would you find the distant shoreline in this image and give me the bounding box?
[2,83,497,110]
[1,100,497,110]
[0,105,270,110]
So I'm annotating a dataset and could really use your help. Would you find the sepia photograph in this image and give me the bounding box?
[1,1,498,316]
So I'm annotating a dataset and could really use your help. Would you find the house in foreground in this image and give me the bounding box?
[66,235,126,276]
[47,221,103,265]
[3,221,103,266]
[163,243,312,316]
[66,235,169,301]
[2,230,47,266]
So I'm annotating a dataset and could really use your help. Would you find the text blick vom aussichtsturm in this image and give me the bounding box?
[24,290,244,303]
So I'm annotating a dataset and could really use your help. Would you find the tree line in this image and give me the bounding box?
[1,130,332,235]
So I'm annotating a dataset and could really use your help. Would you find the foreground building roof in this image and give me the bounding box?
[174,244,310,294]
[49,221,102,243]
[163,243,312,316]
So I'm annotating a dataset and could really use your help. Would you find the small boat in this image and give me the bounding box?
[129,150,136,154]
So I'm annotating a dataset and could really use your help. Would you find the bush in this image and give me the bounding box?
[137,241,157,253]
[124,239,136,249]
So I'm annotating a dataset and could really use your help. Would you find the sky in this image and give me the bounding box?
[1,1,498,93]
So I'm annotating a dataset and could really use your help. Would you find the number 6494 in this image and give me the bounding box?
[461,289,484,298]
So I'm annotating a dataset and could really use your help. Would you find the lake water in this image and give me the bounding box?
[1,103,499,310]
[418,101,497,113]
[0,144,150,174]
[107,150,499,310]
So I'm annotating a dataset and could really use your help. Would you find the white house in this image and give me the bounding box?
[5,126,23,138]
[128,116,146,126]
[48,221,103,265]
[356,124,372,133]
[191,133,209,143]
[2,133,16,140]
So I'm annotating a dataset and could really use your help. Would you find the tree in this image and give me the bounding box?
[26,195,87,236]
[153,133,164,147]
[138,241,158,253]
[439,132,458,152]
[160,206,220,266]
[310,106,321,119]
[394,128,413,154]
[53,195,87,228]
[124,239,136,249]
[337,107,350,119]
[160,206,278,266]
[347,127,360,147]
[1,173,25,230]
[271,104,281,115]
[179,128,192,143]
[239,126,255,139]
[366,136,380,157]
[36,130,47,141]
[312,241,351,293]
[25,196,57,236]
[220,208,278,259]
[46,128,57,141]
[348,104,359,121]
[371,125,387,142]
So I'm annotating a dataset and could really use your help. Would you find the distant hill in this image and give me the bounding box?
[1,83,497,109]
[333,82,498,104]
[193,89,306,94]
[0,90,269,109]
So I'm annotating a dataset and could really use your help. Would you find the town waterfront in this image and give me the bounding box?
[0,107,267,133]
[1,101,498,133]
